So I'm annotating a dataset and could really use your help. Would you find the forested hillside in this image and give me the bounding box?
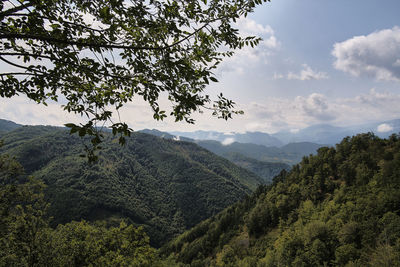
[218,152,290,183]
[161,133,400,266]
[0,126,262,247]
[139,129,291,183]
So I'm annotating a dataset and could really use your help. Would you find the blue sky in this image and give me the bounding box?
[1,0,400,133]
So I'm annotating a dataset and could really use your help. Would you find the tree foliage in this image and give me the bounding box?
[0,151,49,266]
[0,148,156,266]
[0,0,268,151]
[161,133,400,266]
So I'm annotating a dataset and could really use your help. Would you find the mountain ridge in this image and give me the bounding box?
[0,125,263,247]
[161,133,400,265]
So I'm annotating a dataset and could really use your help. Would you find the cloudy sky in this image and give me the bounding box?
[1,0,400,133]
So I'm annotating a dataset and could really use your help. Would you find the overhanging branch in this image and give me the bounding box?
[0,33,162,50]
[0,3,33,18]
[0,20,212,51]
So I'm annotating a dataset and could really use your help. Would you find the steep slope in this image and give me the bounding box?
[161,133,400,266]
[218,152,290,183]
[280,141,326,155]
[0,126,262,247]
[0,119,22,134]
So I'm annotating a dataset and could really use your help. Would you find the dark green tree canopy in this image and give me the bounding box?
[0,0,268,142]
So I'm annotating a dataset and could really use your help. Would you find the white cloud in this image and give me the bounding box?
[235,17,274,36]
[263,36,279,49]
[287,64,329,81]
[332,27,400,81]
[2,90,400,135]
[217,17,279,74]
[221,137,235,146]
[227,89,400,133]
[296,93,335,121]
[0,96,85,126]
[272,72,284,80]
[377,123,393,133]
[352,88,400,109]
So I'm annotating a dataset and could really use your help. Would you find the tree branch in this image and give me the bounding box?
[0,20,213,51]
[0,53,135,81]
[0,72,44,76]
[0,3,33,18]
[0,33,162,50]
[7,13,108,34]
[0,56,45,73]
[0,52,53,60]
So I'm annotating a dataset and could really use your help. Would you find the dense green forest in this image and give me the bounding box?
[0,125,262,247]
[161,133,400,266]
[3,122,400,266]
[0,151,156,266]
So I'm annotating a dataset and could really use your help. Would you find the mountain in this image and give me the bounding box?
[139,129,192,142]
[141,129,294,182]
[356,118,400,138]
[222,152,290,183]
[170,119,400,147]
[170,130,283,147]
[280,141,326,155]
[272,124,354,145]
[142,130,324,166]
[272,119,400,145]
[194,140,324,166]
[142,129,324,179]
[0,119,22,133]
[0,125,263,247]
[161,133,400,266]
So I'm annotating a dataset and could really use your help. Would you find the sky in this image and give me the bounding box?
[1,0,400,133]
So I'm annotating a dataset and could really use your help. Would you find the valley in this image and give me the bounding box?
[1,119,400,265]
[0,123,262,247]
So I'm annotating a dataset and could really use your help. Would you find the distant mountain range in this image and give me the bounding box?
[271,119,400,144]
[194,139,322,165]
[140,129,322,165]
[171,118,400,146]
[140,129,320,182]
[170,130,283,147]
[4,118,398,147]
